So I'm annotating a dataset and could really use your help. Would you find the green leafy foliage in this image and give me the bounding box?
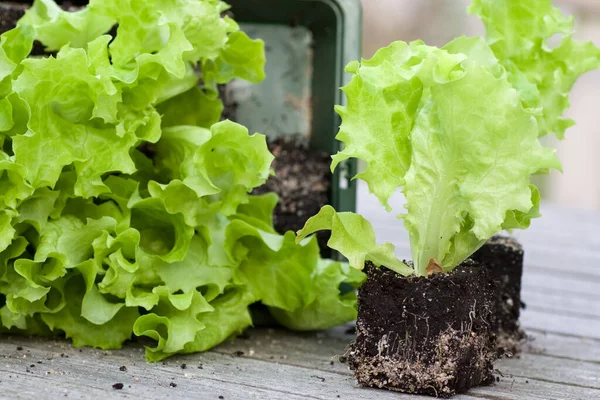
[469,0,600,139]
[0,0,361,360]
[300,0,596,277]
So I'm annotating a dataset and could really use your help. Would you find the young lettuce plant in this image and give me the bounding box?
[298,0,599,277]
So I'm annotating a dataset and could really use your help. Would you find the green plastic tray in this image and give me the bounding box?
[225,0,362,216]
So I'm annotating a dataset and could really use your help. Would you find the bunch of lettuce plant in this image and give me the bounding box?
[0,0,364,362]
[297,0,600,396]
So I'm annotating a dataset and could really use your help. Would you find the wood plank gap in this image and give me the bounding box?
[521,351,600,366]
[513,375,600,392]
[523,327,600,343]
[183,374,326,400]
[210,349,352,377]
[525,328,600,342]
[464,393,516,400]
[522,284,600,300]
[0,369,125,395]
[0,366,314,400]
[524,305,600,321]
[524,264,600,283]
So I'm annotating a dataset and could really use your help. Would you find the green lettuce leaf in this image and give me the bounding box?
[227,221,317,311]
[469,0,600,138]
[19,0,114,51]
[157,87,224,129]
[326,39,560,276]
[269,259,366,331]
[133,287,214,361]
[296,205,411,275]
[0,0,358,363]
[42,274,139,350]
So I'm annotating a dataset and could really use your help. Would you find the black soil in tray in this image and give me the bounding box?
[472,235,525,356]
[347,261,496,397]
[220,84,332,256]
[253,138,332,257]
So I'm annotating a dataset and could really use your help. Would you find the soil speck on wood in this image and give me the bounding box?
[112,383,124,390]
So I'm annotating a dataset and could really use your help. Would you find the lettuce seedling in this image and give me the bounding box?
[298,0,600,277]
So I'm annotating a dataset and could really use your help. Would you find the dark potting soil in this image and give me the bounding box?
[347,261,496,397]
[0,2,87,55]
[0,2,27,34]
[220,82,332,256]
[252,138,332,257]
[472,235,525,356]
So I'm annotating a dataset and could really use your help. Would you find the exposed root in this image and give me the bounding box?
[347,327,495,398]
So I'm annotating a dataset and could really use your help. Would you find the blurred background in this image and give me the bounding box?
[360,0,600,210]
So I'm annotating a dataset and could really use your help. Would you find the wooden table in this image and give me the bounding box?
[1,182,599,399]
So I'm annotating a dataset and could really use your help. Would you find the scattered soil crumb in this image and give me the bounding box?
[169,382,177,388]
[119,366,127,372]
[180,363,187,369]
[112,383,124,390]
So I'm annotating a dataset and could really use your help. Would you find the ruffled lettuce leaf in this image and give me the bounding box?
[323,39,560,276]
[269,259,366,331]
[0,0,359,362]
[469,0,600,138]
[297,205,411,275]
[18,0,114,51]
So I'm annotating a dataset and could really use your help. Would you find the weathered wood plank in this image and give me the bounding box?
[521,309,600,340]
[521,245,600,278]
[210,327,600,391]
[523,330,600,364]
[521,290,600,320]
[469,378,600,400]
[212,325,600,388]
[521,272,600,298]
[3,332,600,400]
[0,336,478,400]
